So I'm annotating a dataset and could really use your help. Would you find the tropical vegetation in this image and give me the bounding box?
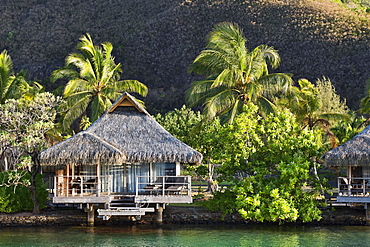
[0,20,368,223]
[51,34,148,132]
[186,22,293,123]
[0,92,62,214]
[0,50,42,104]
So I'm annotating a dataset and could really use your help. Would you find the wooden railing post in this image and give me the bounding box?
[108,175,111,196]
[363,178,366,196]
[188,176,191,196]
[136,176,139,196]
[162,176,165,196]
[54,176,57,197]
[348,178,351,196]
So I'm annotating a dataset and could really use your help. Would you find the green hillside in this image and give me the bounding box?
[1,0,370,112]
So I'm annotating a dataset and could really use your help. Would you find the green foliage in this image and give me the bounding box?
[331,111,366,145]
[0,93,62,157]
[0,171,48,213]
[204,109,324,223]
[155,105,203,146]
[51,34,148,132]
[0,50,42,105]
[0,93,61,213]
[316,76,348,116]
[187,22,293,124]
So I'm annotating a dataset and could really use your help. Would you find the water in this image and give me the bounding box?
[0,224,370,247]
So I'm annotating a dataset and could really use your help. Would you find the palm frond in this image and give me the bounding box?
[258,73,293,99]
[50,67,79,82]
[186,80,214,106]
[0,50,13,82]
[226,99,244,124]
[190,49,230,75]
[64,79,91,98]
[256,96,276,116]
[204,89,238,120]
[318,113,350,123]
[91,94,111,122]
[0,50,13,102]
[254,44,281,69]
[212,68,243,88]
[65,53,87,71]
[2,74,31,102]
[116,80,148,97]
[102,63,122,87]
[60,94,91,130]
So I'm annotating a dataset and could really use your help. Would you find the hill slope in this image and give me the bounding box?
[1,0,370,112]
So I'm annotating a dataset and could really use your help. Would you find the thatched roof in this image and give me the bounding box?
[322,125,370,167]
[40,92,203,166]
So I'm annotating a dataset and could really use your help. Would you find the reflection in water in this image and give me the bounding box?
[0,225,370,246]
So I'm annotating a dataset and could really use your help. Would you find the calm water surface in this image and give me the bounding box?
[0,224,369,247]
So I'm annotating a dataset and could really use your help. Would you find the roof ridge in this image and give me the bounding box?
[108,92,149,115]
[80,132,125,157]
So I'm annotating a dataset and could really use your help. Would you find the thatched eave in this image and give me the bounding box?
[40,132,125,166]
[40,92,203,167]
[322,126,370,167]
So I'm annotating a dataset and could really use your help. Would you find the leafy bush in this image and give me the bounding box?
[203,109,325,223]
[0,171,48,213]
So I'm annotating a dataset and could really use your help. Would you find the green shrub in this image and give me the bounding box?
[0,171,48,213]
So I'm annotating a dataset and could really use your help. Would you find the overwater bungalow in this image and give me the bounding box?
[39,92,203,225]
[322,125,370,220]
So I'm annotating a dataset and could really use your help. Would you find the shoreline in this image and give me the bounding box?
[0,206,367,227]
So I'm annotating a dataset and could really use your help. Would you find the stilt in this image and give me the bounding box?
[155,204,164,227]
[86,204,95,227]
[365,203,370,225]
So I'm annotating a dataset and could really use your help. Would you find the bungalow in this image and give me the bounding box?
[321,125,370,221]
[39,92,203,225]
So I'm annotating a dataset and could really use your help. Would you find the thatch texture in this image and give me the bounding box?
[322,126,370,167]
[40,93,203,166]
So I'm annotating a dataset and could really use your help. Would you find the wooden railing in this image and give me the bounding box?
[338,177,370,197]
[54,175,112,197]
[135,175,192,197]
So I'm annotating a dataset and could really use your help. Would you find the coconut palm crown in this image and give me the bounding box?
[0,50,37,104]
[51,34,148,132]
[186,22,293,124]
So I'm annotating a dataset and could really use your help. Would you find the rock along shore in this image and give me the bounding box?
[0,206,367,227]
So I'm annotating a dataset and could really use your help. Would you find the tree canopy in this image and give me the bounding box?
[187,22,293,123]
[0,93,62,214]
[51,34,148,132]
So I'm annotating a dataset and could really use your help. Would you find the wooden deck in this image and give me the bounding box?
[337,177,370,203]
[52,175,193,205]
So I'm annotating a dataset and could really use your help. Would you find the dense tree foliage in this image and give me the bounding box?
[203,108,325,223]
[0,93,62,214]
[316,76,348,117]
[157,104,326,222]
[0,172,48,213]
[279,78,349,148]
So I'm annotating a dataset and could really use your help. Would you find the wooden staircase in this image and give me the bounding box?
[97,195,155,220]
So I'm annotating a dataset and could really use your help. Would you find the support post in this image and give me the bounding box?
[96,163,101,197]
[155,203,164,227]
[86,204,95,227]
[366,203,370,225]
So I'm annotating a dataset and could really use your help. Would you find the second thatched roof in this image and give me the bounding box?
[322,125,370,167]
[40,92,203,166]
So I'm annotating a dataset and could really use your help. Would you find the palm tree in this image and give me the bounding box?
[0,50,36,104]
[279,78,349,148]
[186,22,293,124]
[359,80,370,116]
[51,34,148,131]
